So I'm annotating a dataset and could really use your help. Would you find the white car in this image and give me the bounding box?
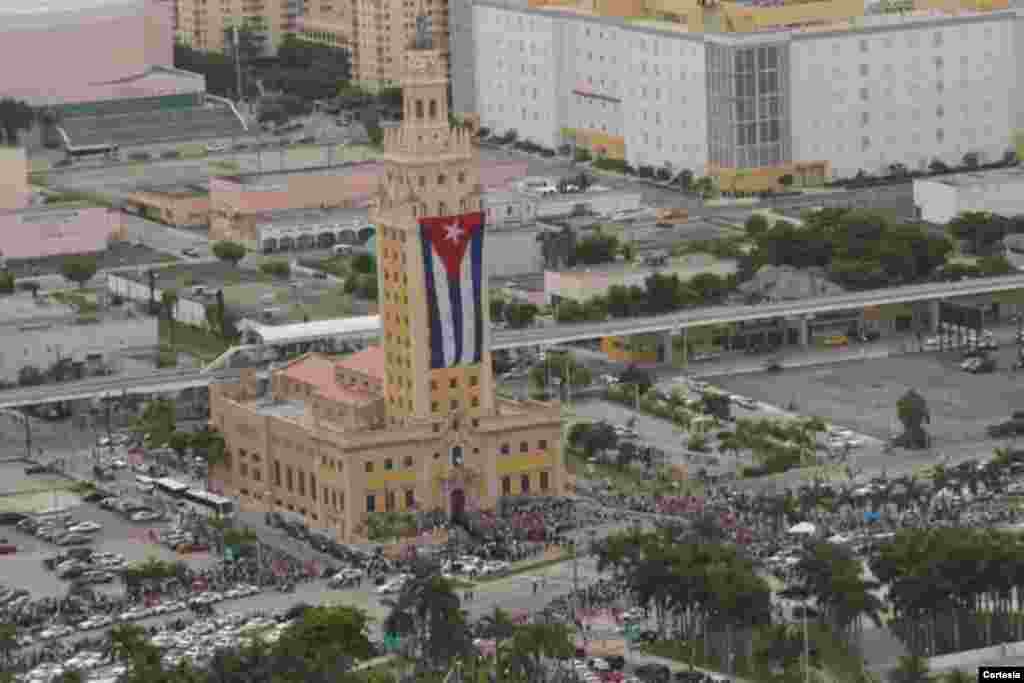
[376,577,409,594]
[206,142,228,153]
[730,395,757,410]
[69,521,102,534]
[130,510,160,522]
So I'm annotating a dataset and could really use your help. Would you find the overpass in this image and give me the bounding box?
[0,368,244,410]
[0,274,1022,407]
[229,273,1024,350]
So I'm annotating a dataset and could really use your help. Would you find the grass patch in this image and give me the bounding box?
[209,160,240,174]
[158,318,234,362]
[50,290,99,313]
[474,553,571,584]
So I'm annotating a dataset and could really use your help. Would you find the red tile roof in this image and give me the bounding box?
[335,346,385,382]
[280,354,376,405]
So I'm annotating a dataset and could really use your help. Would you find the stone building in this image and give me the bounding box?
[209,45,565,541]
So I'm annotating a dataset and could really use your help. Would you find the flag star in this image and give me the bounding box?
[443,222,464,242]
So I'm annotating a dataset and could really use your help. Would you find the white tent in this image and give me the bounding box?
[788,522,817,535]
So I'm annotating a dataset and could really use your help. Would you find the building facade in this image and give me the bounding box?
[174,0,302,54]
[913,167,1024,223]
[466,0,1022,184]
[299,0,452,90]
[209,47,565,541]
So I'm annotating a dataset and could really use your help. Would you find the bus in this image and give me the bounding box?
[64,143,120,162]
[182,489,235,520]
[154,477,190,498]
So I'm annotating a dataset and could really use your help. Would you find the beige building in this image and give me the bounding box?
[209,47,564,541]
[175,0,302,54]
[299,0,449,90]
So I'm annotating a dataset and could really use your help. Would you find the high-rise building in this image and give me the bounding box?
[458,0,1023,189]
[174,0,303,54]
[298,0,450,90]
[209,43,565,540]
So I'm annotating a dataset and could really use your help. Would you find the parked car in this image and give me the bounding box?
[57,533,92,546]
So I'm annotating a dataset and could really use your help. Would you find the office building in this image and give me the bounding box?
[175,0,303,54]
[209,45,565,541]
[462,0,1021,187]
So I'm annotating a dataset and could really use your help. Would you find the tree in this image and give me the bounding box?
[0,98,34,146]
[61,255,98,289]
[574,231,620,265]
[506,622,574,682]
[0,270,14,294]
[17,365,45,387]
[383,560,472,672]
[888,656,931,683]
[212,241,247,267]
[276,605,374,673]
[260,260,291,278]
[618,365,653,394]
[477,607,517,675]
[0,623,17,668]
[168,431,191,458]
[744,214,771,237]
[947,211,1008,256]
[895,388,930,449]
[504,301,538,329]
[778,174,795,189]
[351,252,375,274]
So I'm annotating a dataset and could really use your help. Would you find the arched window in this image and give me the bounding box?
[451,445,464,467]
[429,100,438,119]
[415,100,424,118]
[438,201,447,215]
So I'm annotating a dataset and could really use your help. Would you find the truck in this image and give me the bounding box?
[655,207,689,227]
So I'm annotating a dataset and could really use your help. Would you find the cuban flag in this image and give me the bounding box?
[420,211,485,369]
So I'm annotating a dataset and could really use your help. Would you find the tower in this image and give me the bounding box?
[371,39,494,428]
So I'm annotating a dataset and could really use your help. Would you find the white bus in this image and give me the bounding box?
[155,477,190,497]
[182,489,235,520]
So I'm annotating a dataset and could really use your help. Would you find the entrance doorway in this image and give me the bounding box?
[450,488,466,521]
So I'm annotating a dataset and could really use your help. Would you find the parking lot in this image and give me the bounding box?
[0,464,212,599]
[712,347,1024,466]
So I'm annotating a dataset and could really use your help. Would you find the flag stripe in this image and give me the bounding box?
[459,232,475,365]
[431,242,457,366]
[421,229,446,369]
[470,226,484,364]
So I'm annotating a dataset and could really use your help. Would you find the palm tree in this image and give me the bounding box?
[888,655,931,683]
[161,288,179,348]
[0,623,17,669]
[477,607,517,672]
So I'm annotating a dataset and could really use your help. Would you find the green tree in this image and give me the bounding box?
[212,241,247,267]
[276,605,374,673]
[383,560,473,672]
[896,388,930,449]
[744,214,771,237]
[61,255,98,289]
[574,231,620,265]
[947,211,1008,256]
[259,260,291,278]
[0,623,17,668]
[0,98,34,146]
[161,288,179,347]
[505,302,539,329]
[888,656,931,683]
[0,270,14,294]
[506,622,574,683]
[168,430,191,458]
[351,252,375,275]
[477,607,517,674]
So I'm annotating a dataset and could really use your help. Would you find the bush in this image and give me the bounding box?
[128,152,151,162]
[575,148,592,163]
[259,260,291,278]
[593,157,634,174]
[161,150,182,160]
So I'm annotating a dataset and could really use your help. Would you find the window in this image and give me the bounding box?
[415,100,424,118]
[936,105,944,118]
[469,375,478,386]
[450,399,459,410]
[540,471,550,490]
[384,458,394,470]
[539,440,548,450]
[859,39,868,53]
[310,475,317,501]
[366,495,376,513]
[861,137,870,151]
[365,461,374,473]
[520,441,529,453]
[859,87,869,102]
[404,455,414,468]
[520,474,531,493]
[471,397,479,408]
[431,401,439,412]
[933,31,943,47]
[451,445,464,467]
[298,471,305,496]
[860,112,869,126]
[405,489,415,508]
[449,378,458,389]
[502,476,511,495]
[429,100,437,119]
[501,443,510,455]
[859,64,869,77]
[386,491,396,512]
[285,466,293,491]
[936,129,944,143]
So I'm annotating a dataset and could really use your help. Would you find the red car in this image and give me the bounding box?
[0,544,17,555]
